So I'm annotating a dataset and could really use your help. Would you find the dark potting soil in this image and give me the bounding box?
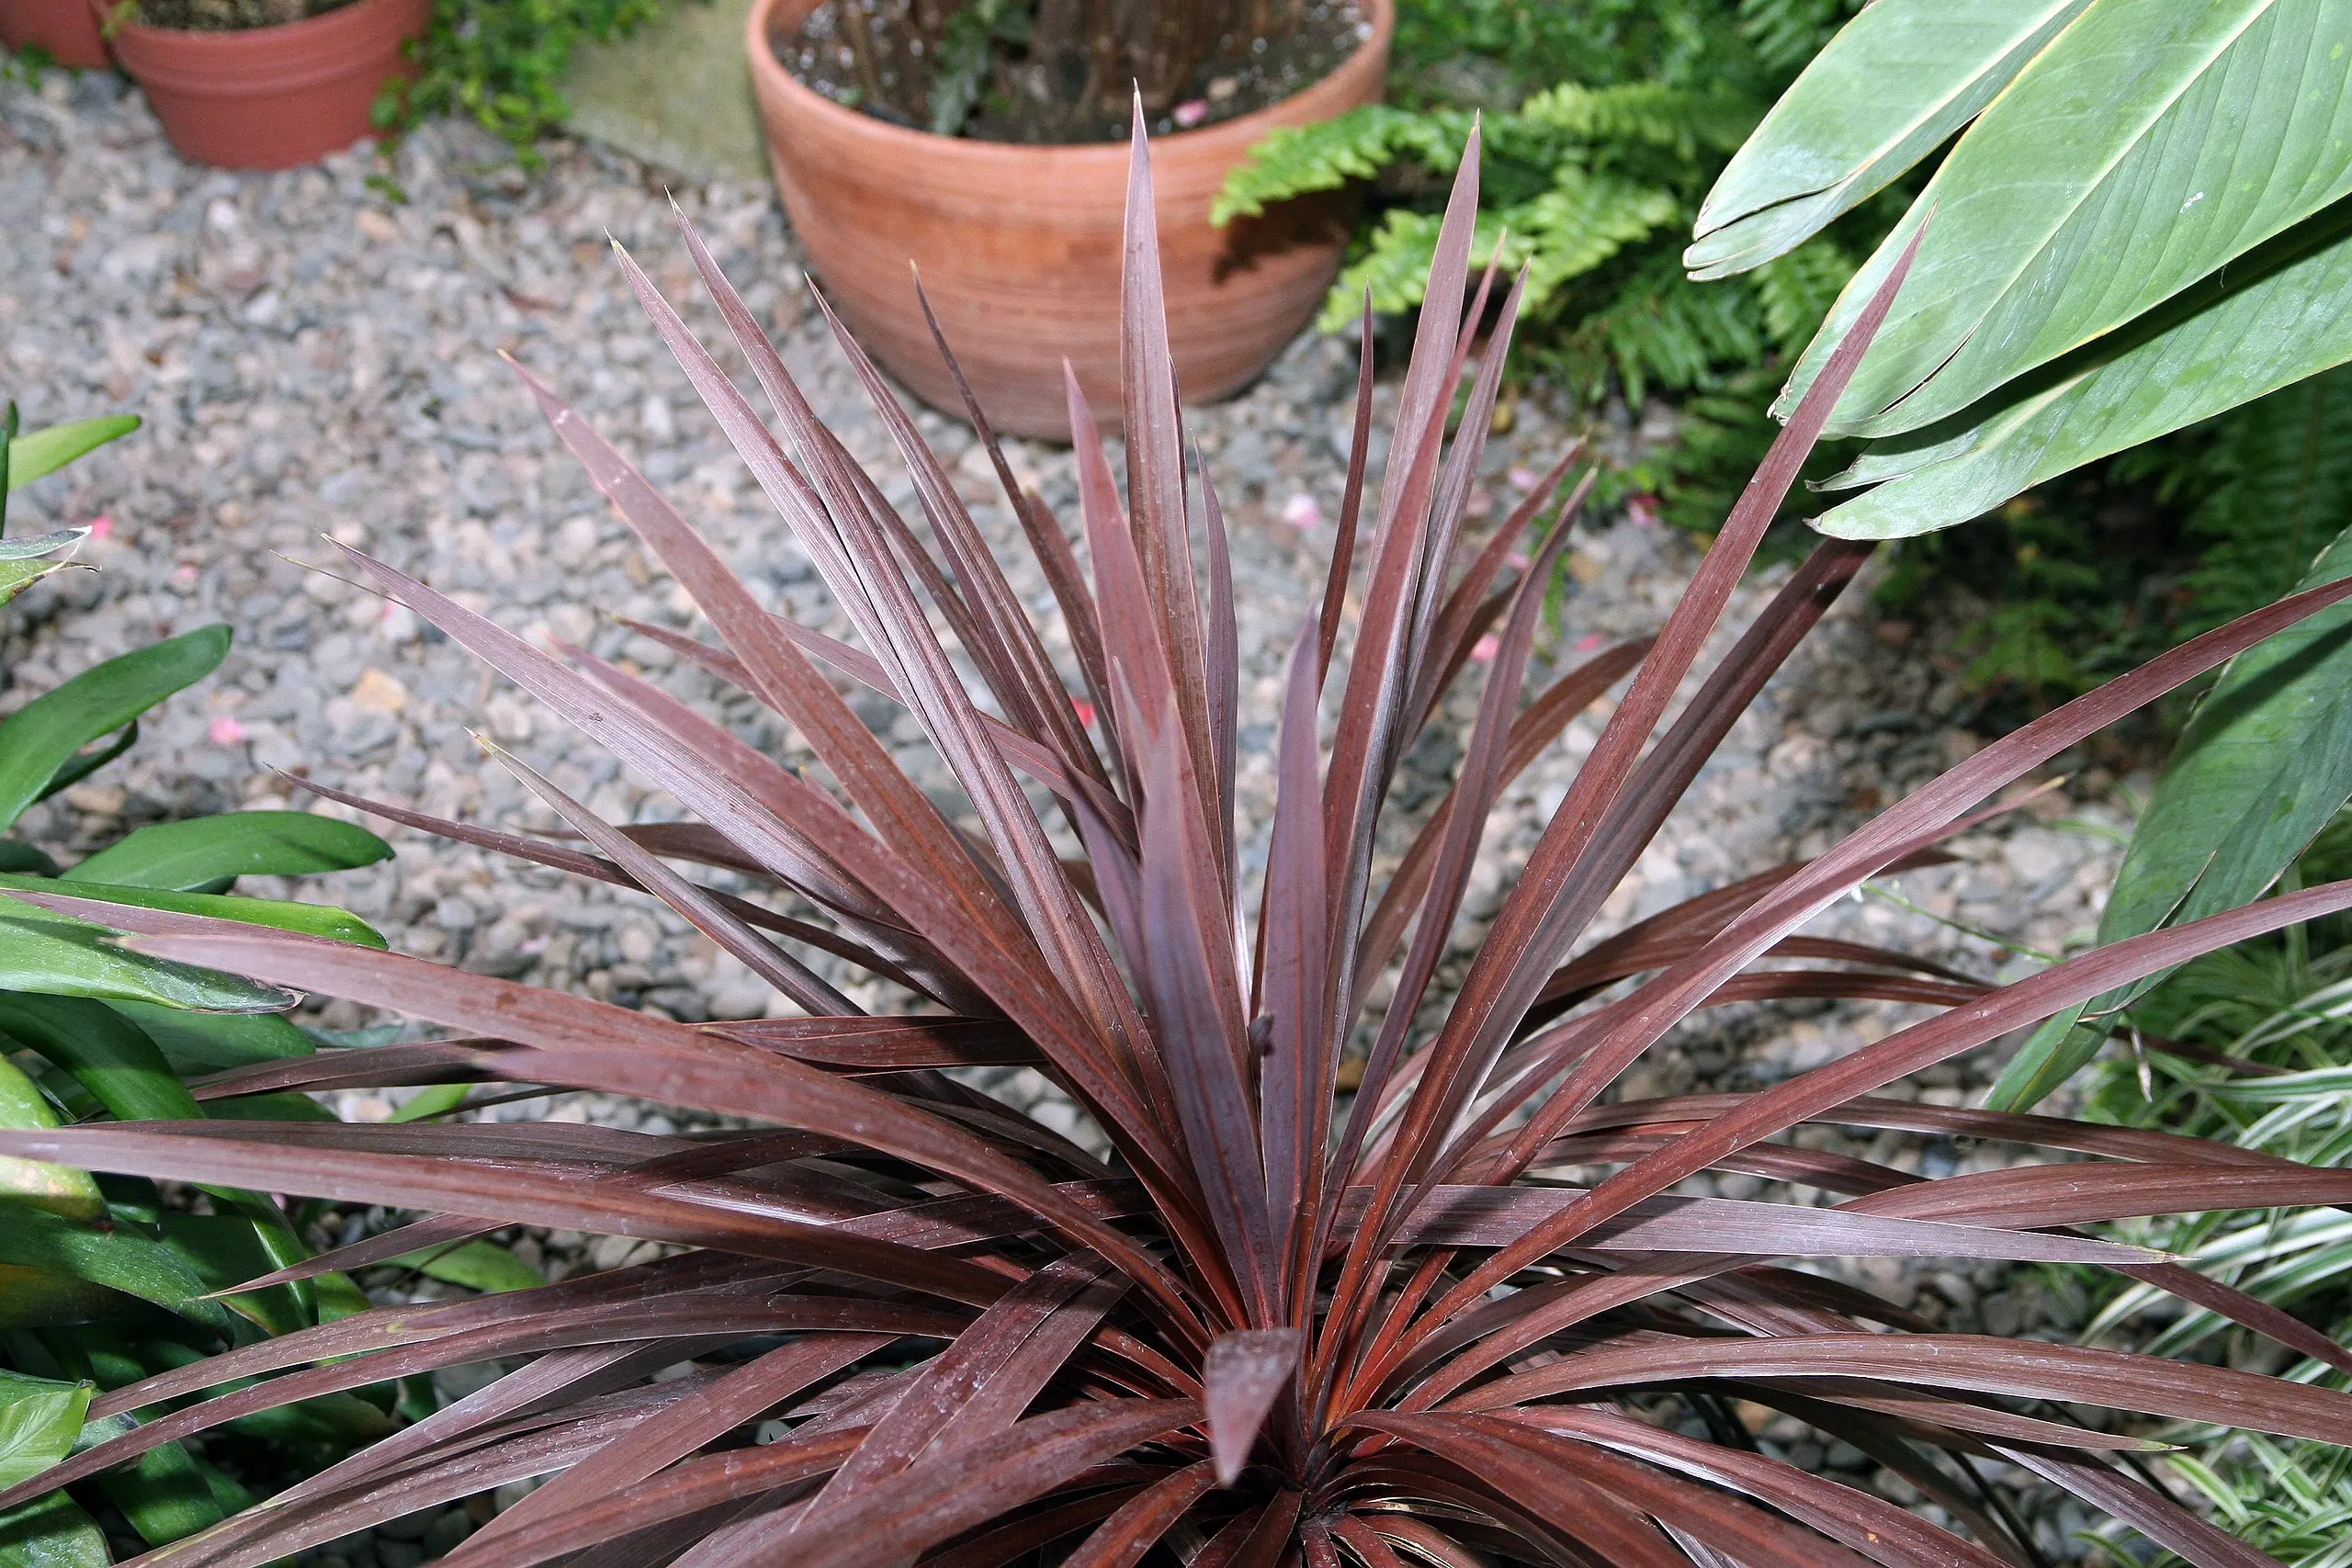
[779,0,1370,144]
[132,0,353,28]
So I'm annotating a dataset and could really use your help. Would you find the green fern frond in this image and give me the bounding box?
[1749,236,1851,349]
[1320,209,1460,329]
[1516,81,1758,155]
[1212,106,1471,225]
[1736,0,1860,74]
[1517,168,1681,304]
[1551,254,1769,405]
[2167,366,2352,637]
[1317,168,1679,332]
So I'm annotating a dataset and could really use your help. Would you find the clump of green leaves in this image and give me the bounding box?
[375,0,672,163]
[1,412,545,1564]
[2071,820,2352,1567]
[924,0,1030,135]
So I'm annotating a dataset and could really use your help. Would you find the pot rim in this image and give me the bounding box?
[744,0,1394,166]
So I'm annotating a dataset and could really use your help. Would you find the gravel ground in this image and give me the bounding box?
[6,73,2145,1562]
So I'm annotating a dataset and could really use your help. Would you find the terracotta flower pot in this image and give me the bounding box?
[1,0,109,68]
[746,0,1392,439]
[97,0,428,170]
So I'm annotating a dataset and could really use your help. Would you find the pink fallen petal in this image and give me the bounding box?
[1172,99,1209,128]
[1281,492,1323,531]
[1505,551,1532,571]
[1575,632,1605,652]
[209,716,249,745]
[1627,493,1661,528]
[1470,634,1501,664]
[1072,697,1097,728]
[87,514,114,539]
[1466,489,1494,519]
[170,563,200,589]
[1507,466,1540,492]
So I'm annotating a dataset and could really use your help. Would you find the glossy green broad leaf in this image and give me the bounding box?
[386,1238,546,1294]
[1815,196,2352,538]
[1988,520,2352,1109]
[0,1211,234,1337]
[0,1266,130,1332]
[0,845,58,878]
[0,899,297,1013]
[65,812,391,894]
[0,534,84,613]
[0,876,386,951]
[0,1374,105,1568]
[0,1055,105,1224]
[0,1495,107,1568]
[90,1441,225,1551]
[101,1002,313,1075]
[1776,0,2352,439]
[1687,0,2096,277]
[0,626,231,832]
[0,1373,90,1489]
[0,997,315,1333]
[4,419,138,493]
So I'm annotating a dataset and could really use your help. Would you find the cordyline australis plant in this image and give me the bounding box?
[12,118,2352,1568]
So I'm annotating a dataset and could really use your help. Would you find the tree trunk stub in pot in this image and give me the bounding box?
[744,0,1392,440]
[95,0,428,170]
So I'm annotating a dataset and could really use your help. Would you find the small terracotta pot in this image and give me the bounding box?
[746,0,1391,439]
[97,0,428,170]
[1,0,109,69]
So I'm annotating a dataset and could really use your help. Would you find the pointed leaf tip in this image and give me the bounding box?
[1203,1328,1299,1486]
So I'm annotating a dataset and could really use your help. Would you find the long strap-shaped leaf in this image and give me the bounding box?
[1407,567,2352,1338]
[1057,1461,1216,1568]
[1452,1332,2352,1446]
[1259,626,1330,1305]
[1119,99,1219,860]
[772,1398,1203,1568]
[1135,678,1277,1324]
[509,345,1099,1049]
[1317,132,1486,1074]
[486,744,854,1015]
[910,277,1122,791]
[797,287,1154,1073]
[1330,229,1929,1338]
[2,896,1207,1340]
[1498,1404,2016,1568]
[789,1256,1125,1534]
